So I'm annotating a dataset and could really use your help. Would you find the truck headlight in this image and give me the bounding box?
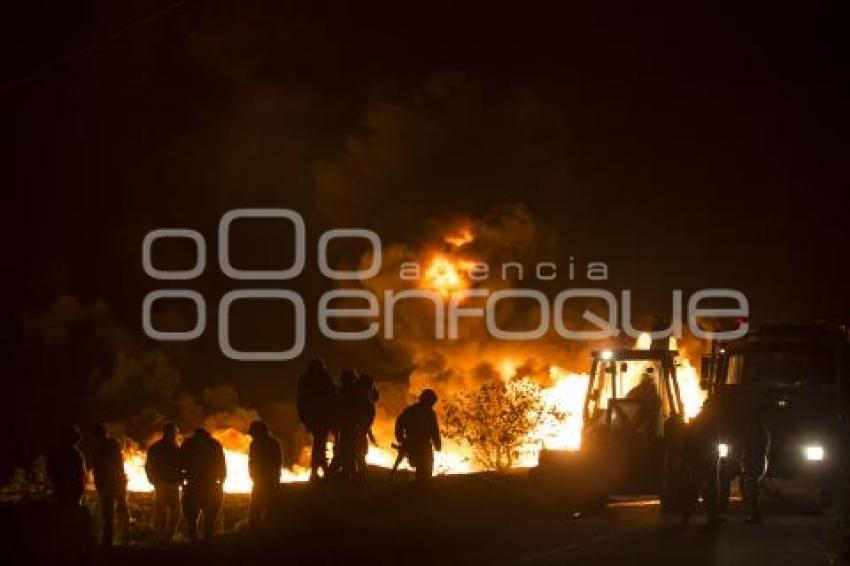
[804,445,825,461]
[717,443,730,458]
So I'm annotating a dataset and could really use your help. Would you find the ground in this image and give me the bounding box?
[1,470,833,565]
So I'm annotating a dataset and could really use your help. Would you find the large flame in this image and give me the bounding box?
[123,430,474,493]
[537,367,590,452]
[123,348,704,492]
[123,429,312,494]
[421,255,478,299]
[420,227,479,299]
[121,222,706,490]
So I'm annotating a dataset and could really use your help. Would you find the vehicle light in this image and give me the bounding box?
[600,350,613,361]
[804,445,825,461]
[717,443,729,458]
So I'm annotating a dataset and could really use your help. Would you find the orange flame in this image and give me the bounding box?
[123,429,311,494]
[122,222,708,487]
[444,227,474,248]
[123,429,473,493]
[421,255,478,299]
[123,345,705,492]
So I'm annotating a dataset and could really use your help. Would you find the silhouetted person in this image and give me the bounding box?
[662,412,685,511]
[180,428,226,542]
[248,420,282,526]
[334,369,367,481]
[45,425,95,562]
[90,424,130,548]
[626,368,662,436]
[679,408,720,527]
[46,425,86,508]
[145,422,181,540]
[741,412,770,523]
[353,373,380,479]
[395,389,442,482]
[296,357,336,480]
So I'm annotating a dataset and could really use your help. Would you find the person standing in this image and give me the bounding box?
[296,357,336,480]
[145,422,182,540]
[353,374,379,481]
[46,425,87,508]
[334,369,365,481]
[248,420,282,526]
[179,428,226,542]
[45,425,95,562]
[678,407,721,527]
[741,412,770,523]
[90,424,130,548]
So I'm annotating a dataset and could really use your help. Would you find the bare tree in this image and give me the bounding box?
[441,378,564,471]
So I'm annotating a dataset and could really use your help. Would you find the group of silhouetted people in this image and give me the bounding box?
[43,358,441,549]
[297,357,442,484]
[45,419,285,547]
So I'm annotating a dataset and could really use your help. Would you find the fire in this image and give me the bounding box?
[118,220,710,489]
[122,428,311,494]
[632,334,706,420]
[636,332,652,350]
[363,444,473,475]
[122,429,471,493]
[122,340,705,491]
[537,367,590,452]
[123,447,154,493]
[444,227,474,248]
[419,227,479,299]
[422,254,478,298]
[676,357,705,420]
[420,334,704,470]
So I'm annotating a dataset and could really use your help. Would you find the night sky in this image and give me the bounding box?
[2,1,847,465]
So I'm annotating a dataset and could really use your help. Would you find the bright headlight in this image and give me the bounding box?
[804,445,825,461]
[717,443,729,458]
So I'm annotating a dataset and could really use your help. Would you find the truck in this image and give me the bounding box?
[701,323,850,508]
